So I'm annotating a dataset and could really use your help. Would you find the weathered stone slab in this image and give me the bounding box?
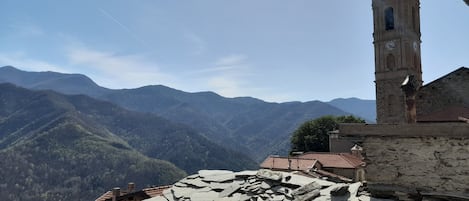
[348,182,362,200]
[189,191,219,201]
[292,181,321,196]
[257,169,283,181]
[219,183,243,197]
[179,178,209,188]
[202,173,236,182]
[198,170,234,177]
[209,181,233,190]
[294,189,320,201]
[144,195,168,201]
[235,170,258,177]
[171,186,197,199]
[162,189,175,201]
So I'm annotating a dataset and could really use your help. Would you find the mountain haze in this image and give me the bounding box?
[0,66,375,161]
[0,83,257,200]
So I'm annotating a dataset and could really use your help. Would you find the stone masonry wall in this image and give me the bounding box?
[363,136,469,194]
[416,67,469,117]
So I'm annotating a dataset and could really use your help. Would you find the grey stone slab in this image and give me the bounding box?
[348,182,362,200]
[186,174,200,179]
[257,169,283,181]
[179,178,209,188]
[198,170,234,177]
[189,191,219,201]
[174,182,188,187]
[210,181,233,190]
[219,183,243,197]
[162,189,175,201]
[313,195,331,201]
[292,181,321,196]
[235,170,258,177]
[171,186,197,199]
[272,195,286,201]
[294,189,320,201]
[202,173,236,182]
[261,181,272,189]
[143,195,168,201]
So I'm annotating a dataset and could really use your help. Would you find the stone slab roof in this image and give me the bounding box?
[143,169,390,201]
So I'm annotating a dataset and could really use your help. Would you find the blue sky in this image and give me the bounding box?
[1,1,468,102]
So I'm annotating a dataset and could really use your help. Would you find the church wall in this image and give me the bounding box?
[338,123,469,195]
[416,67,469,117]
[364,136,469,192]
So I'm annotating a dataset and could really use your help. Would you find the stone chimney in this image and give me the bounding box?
[401,75,418,123]
[351,144,363,159]
[127,182,135,193]
[112,187,121,201]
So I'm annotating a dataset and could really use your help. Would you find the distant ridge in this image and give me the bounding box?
[0,66,375,161]
[328,98,376,123]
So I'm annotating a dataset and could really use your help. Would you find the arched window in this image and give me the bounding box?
[386,54,395,70]
[385,7,395,30]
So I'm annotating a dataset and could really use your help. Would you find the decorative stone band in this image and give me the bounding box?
[338,123,469,137]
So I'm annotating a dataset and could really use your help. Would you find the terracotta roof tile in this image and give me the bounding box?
[142,185,171,197]
[298,153,364,169]
[95,185,171,201]
[260,156,319,171]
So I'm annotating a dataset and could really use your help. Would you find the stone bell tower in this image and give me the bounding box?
[372,0,423,124]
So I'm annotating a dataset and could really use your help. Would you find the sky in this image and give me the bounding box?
[1,1,468,103]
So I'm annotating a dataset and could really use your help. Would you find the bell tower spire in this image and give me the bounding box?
[372,0,423,124]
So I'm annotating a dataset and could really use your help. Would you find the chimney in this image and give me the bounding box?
[112,187,121,201]
[351,144,363,159]
[127,182,135,193]
[401,75,418,123]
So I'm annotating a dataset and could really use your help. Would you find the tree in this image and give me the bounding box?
[290,115,365,153]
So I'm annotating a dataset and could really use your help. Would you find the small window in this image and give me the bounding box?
[385,7,395,30]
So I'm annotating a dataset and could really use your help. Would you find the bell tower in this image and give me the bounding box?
[372,0,423,124]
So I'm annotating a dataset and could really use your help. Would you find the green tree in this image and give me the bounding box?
[290,115,365,153]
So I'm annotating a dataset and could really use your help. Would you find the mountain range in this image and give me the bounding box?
[0,66,375,162]
[0,65,375,200]
[0,82,257,200]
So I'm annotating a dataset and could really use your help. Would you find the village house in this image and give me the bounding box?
[95,183,171,201]
[260,145,365,183]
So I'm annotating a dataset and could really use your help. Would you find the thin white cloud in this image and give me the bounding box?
[201,54,252,98]
[215,54,247,67]
[0,52,68,73]
[66,45,175,89]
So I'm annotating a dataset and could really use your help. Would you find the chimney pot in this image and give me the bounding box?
[112,187,121,201]
[128,182,135,193]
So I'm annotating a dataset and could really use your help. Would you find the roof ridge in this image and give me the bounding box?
[339,153,363,167]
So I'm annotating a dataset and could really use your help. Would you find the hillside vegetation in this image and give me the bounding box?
[0,83,256,200]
